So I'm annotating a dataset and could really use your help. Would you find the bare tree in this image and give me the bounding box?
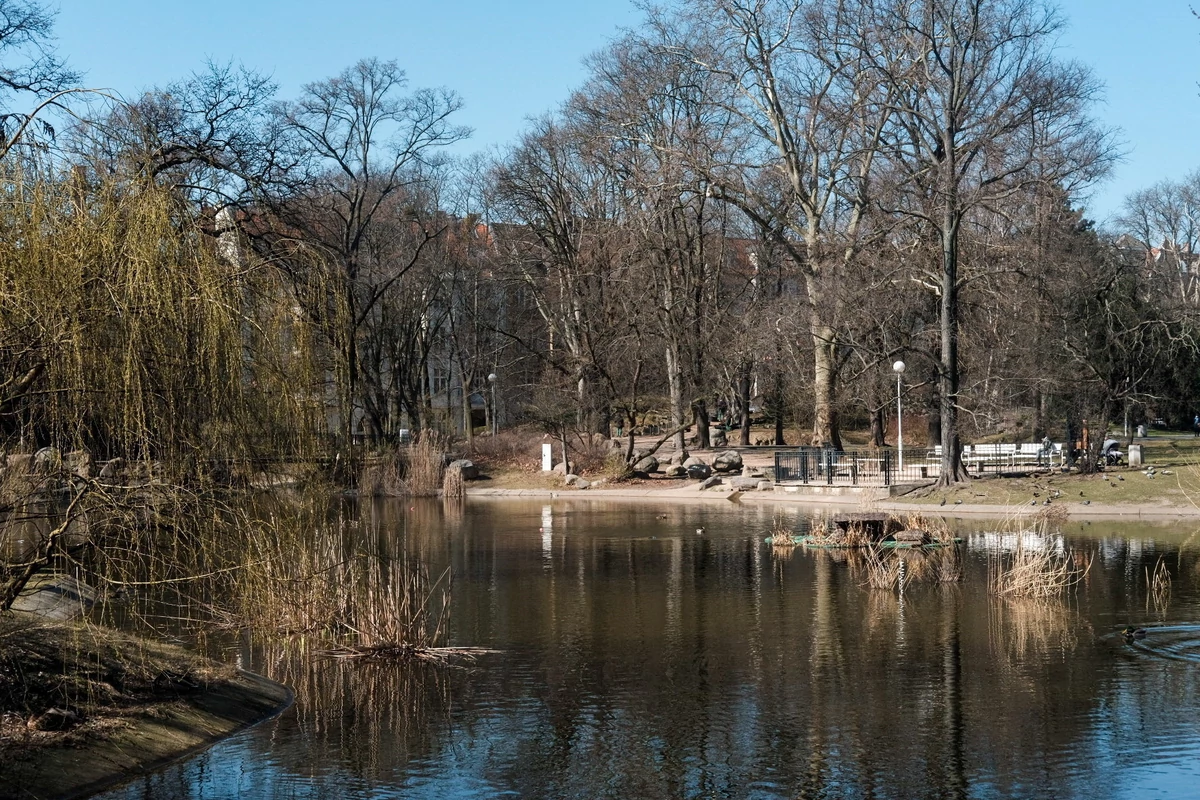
[258,58,470,449]
[871,0,1111,484]
[661,0,894,449]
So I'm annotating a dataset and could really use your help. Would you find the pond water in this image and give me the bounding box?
[96,499,1200,799]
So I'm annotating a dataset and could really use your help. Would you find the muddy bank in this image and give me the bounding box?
[0,617,291,800]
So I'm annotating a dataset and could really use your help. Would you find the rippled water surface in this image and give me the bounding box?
[96,500,1200,799]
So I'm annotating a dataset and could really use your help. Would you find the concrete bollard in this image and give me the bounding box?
[1127,443,1143,468]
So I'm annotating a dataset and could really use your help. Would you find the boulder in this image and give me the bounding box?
[711,429,728,448]
[712,450,743,472]
[698,475,723,490]
[99,457,124,479]
[664,465,687,478]
[687,463,712,480]
[730,476,761,491]
[33,447,61,472]
[633,455,659,475]
[683,456,707,468]
[575,478,591,490]
[552,461,571,476]
[757,480,774,492]
[669,450,689,466]
[894,529,930,545]
[448,459,479,480]
[565,473,581,485]
[64,451,93,479]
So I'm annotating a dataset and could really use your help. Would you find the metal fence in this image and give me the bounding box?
[774,448,939,487]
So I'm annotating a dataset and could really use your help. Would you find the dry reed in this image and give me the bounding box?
[1147,556,1171,614]
[988,530,1091,598]
[442,462,465,499]
[405,432,447,497]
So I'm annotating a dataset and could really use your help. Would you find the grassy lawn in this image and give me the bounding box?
[894,434,1200,508]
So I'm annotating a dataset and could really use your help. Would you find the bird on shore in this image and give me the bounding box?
[954,499,962,505]
[1083,500,1091,505]
[939,497,946,506]
[1122,626,1147,640]
[696,527,705,535]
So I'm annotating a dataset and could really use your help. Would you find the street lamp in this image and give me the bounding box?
[487,372,498,436]
[893,360,906,472]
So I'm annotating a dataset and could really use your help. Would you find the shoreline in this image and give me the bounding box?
[1,668,292,800]
[466,484,1200,519]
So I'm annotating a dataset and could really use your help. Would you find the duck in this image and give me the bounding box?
[1122,626,1147,640]
[695,527,705,535]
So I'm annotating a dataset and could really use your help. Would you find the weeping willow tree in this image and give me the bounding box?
[0,165,326,610]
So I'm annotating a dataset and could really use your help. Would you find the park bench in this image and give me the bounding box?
[928,442,1062,471]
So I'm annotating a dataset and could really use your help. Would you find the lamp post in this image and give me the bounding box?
[893,360,906,472]
[487,372,497,436]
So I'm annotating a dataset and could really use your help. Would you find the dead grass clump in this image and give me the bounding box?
[895,513,955,544]
[989,537,1091,598]
[359,450,408,496]
[855,545,903,590]
[442,462,465,499]
[768,514,798,547]
[405,431,448,497]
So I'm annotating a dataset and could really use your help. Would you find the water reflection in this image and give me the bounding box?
[97,500,1200,799]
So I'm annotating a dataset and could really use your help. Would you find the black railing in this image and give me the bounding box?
[774,448,938,486]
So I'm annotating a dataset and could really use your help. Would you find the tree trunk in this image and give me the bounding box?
[666,344,687,453]
[738,365,752,446]
[773,371,786,446]
[870,407,886,448]
[692,398,711,450]
[937,214,969,485]
[810,322,841,448]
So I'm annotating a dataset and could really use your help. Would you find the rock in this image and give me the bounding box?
[64,450,93,478]
[698,475,723,490]
[894,529,929,544]
[757,480,774,491]
[575,479,591,490]
[687,463,712,480]
[669,450,689,466]
[712,450,743,472]
[447,459,479,480]
[565,473,580,485]
[552,461,571,476]
[99,457,124,479]
[633,455,659,475]
[683,456,707,468]
[664,465,687,478]
[33,447,61,472]
[730,476,761,491]
[711,429,728,448]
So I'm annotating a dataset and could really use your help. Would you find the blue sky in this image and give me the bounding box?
[51,0,1199,223]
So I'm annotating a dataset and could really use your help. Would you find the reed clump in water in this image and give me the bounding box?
[988,518,1090,599]
[223,496,488,663]
[1147,556,1171,614]
[768,514,798,547]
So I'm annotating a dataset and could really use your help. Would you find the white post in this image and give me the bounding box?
[893,361,906,473]
[487,372,498,436]
[542,443,553,472]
